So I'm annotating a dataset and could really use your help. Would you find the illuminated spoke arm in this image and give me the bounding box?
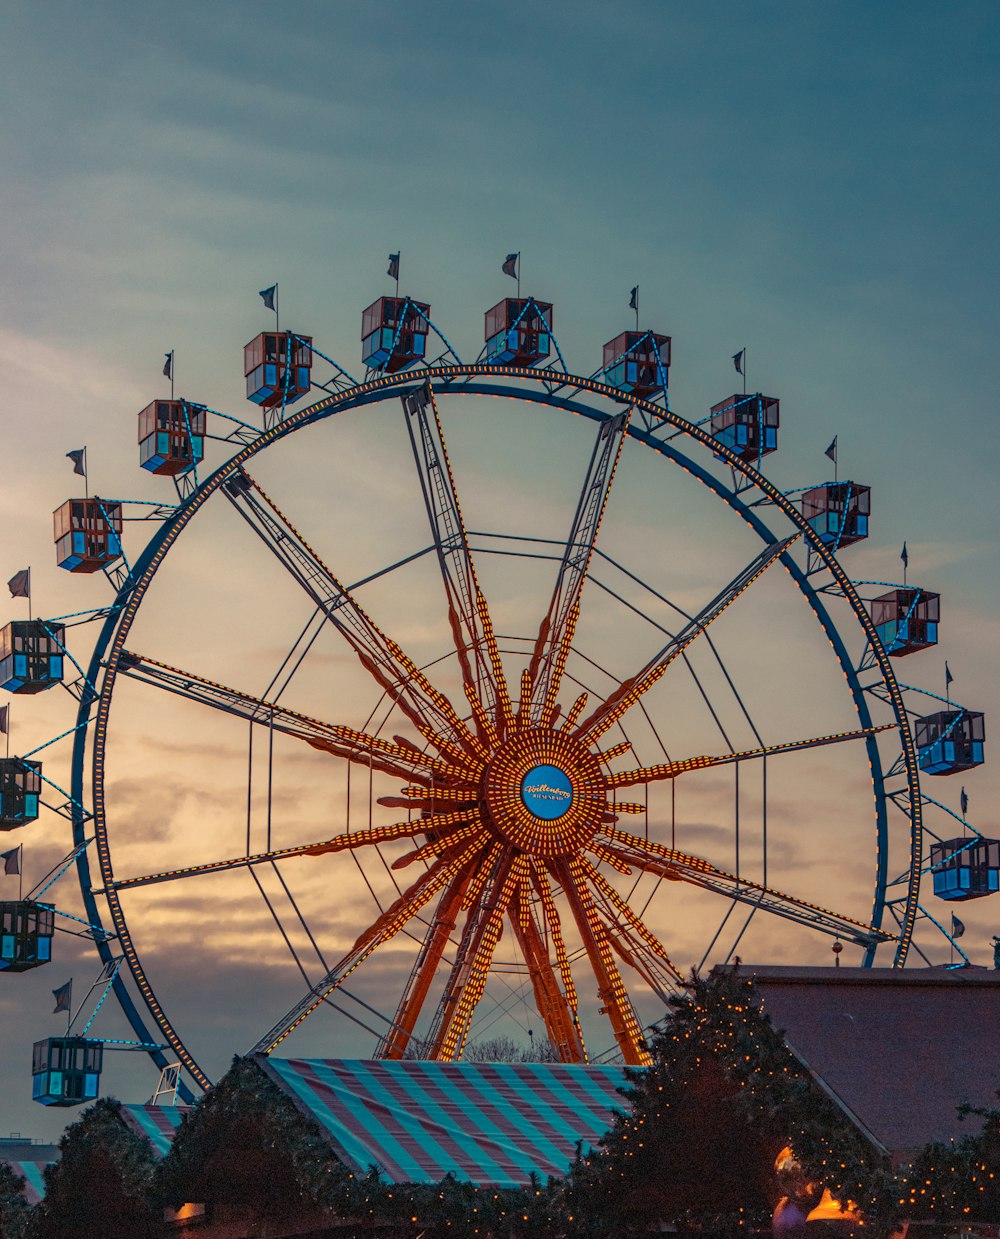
[606,724,893,790]
[598,828,895,948]
[575,533,800,746]
[581,856,683,986]
[250,839,483,1056]
[526,411,630,726]
[509,880,586,1062]
[380,868,472,1060]
[425,849,520,1059]
[116,650,474,786]
[402,384,514,740]
[102,810,478,894]
[222,466,481,757]
[552,856,651,1067]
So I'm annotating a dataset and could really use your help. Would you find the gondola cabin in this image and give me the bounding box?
[0,901,54,972]
[32,1037,103,1107]
[484,298,552,367]
[0,622,65,694]
[802,482,871,548]
[138,401,206,476]
[603,331,671,397]
[361,297,430,372]
[870,588,939,656]
[54,499,122,573]
[915,709,984,776]
[244,332,312,408]
[709,394,780,462]
[0,759,41,829]
[930,837,1000,901]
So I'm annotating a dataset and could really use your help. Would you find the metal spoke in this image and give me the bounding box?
[573,533,800,746]
[605,724,893,790]
[580,856,683,986]
[552,855,650,1066]
[599,827,895,948]
[222,466,483,758]
[525,411,630,726]
[116,650,477,786]
[402,383,515,740]
[250,838,483,1056]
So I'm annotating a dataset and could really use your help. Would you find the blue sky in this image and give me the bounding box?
[2,1,999,1141]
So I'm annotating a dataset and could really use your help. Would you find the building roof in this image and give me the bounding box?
[258,1056,629,1188]
[0,1138,59,1206]
[740,965,1000,1160]
[119,1103,189,1156]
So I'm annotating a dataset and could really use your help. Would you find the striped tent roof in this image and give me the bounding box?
[119,1103,189,1156]
[259,1057,629,1188]
[3,1158,50,1206]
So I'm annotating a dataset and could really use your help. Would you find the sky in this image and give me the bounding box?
[2,0,1000,1142]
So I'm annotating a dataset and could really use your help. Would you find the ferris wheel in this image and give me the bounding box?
[3,265,989,1104]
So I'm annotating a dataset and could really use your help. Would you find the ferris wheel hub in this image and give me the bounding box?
[479,728,605,859]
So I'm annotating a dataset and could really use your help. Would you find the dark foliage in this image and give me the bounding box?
[0,1162,32,1239]
[898,1098,1000,1223]
[29,1097,159,1239]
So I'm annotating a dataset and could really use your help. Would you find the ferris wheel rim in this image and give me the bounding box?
[68,362,923,1093]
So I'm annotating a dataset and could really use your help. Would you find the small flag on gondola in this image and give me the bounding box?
[162,351,173,379]
[951,912,966,939]
[387,253,400,281]
[732,349,745,376]
[900,542,909,570]
[825,436,838,463]
[7,569,30,599]
[945,661,954,688]
[961,786,969,817]
[629,286,638,311]
[1,847,18,876]
[502,253,519,279]
[66,448,87,477]
[259,284,277,312]
[0,705,7,734]
[52,980,72,1014]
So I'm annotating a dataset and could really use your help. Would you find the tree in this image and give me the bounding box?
[0,1162,33,1239]
[29,1097,159,1239]
[566,969,896,1237]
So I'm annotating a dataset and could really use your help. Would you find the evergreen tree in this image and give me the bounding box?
[29,1097,159,1239]
[0,1162,33,1239]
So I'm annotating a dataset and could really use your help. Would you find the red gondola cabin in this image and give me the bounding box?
[32,1037,103,1107]
[484,298,552,367]
[710,394,780,462]
[361,297,430,372]
[244,333,312,408]
[930,837,1000,901]
[0,901,54,971]
[915,709,984,776]
[54,499,122,573]
[0,758,41,829]
[603,331,671,397]
[870,588,939,656]
[802,482,871,548]
[0,622,65,694]
[138,401,206,475]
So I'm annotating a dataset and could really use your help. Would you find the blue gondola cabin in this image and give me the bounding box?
[138,401,206,475]
[0,759,40,829]
[54,499,122,573]
[32,1037,103,1106]
[915,709,984,775]
[603,331,671,397]
[484,298,552,367]
[0,901,54,971]
[930,837,1000,901]
[361,297,430,372]
[244,332,312,408]
[802,482,871,548]
[710,394,780,462]
[871,588,939,656]
[0,622,65,694]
